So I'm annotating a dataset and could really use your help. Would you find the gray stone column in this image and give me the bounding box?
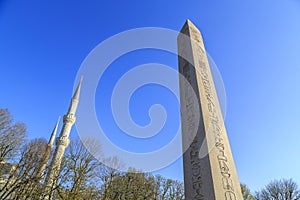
[178,20,243,200]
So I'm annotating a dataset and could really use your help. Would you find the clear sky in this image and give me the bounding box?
[1,0,300,193]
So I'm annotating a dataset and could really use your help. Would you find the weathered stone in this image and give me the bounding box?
[178,20,243,200]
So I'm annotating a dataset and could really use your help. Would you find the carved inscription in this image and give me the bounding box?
[179,21,242,200]
[194,43,236,200]
[182,62,204,200]
[189,136,204,200]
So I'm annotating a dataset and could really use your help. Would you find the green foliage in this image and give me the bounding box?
[55,139,185,200]
[2,108,300,200]
[241,183,255,200]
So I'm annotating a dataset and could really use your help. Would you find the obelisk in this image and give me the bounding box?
[178,20,243,200]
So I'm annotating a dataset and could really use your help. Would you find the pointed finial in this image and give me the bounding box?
[68,76,83,114]
[48,116,60,146]
[72,76,83,101]
[182,19,197,31]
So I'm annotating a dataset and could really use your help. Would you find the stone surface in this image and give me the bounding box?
[178,20,243,200]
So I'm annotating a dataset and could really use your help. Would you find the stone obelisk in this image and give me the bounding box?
[178,20,243,200]
[44,77,83,199]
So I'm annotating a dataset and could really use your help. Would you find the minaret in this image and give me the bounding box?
[36,116,60,182]
[44,77,83,199]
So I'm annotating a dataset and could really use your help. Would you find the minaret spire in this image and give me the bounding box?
[36,116,60,182]
[68,76,83,114]
[49,116,61,146]
[44,77,83,199]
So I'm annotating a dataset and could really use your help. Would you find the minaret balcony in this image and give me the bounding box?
[63,114,76,124]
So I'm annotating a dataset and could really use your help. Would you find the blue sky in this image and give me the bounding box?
[1,0,300,192]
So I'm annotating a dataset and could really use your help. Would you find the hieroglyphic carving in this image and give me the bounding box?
[189,136,204,200]
[193,38,237,199]
[179,20,243,200]
[182,62,205,200]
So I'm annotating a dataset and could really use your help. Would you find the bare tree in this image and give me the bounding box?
[255,179,300,200]
[153,175,184,200]
[0,138,47,200]
[55,138,102,200]
[0,108,188,199]
[96,156,124,199]
[0,108,26,163]
[168,180,185,200]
